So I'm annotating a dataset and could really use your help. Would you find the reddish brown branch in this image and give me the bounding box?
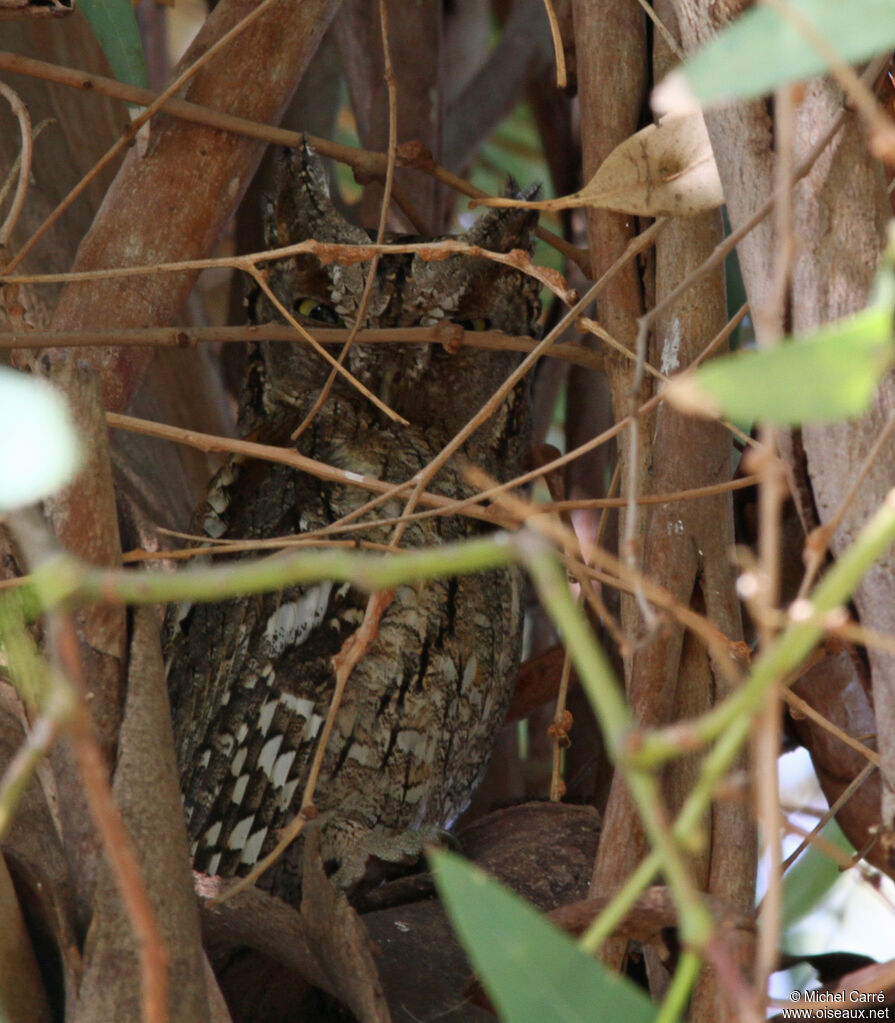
[0,50,586,274]
[0,322,605,370]
[53,616,168,1023]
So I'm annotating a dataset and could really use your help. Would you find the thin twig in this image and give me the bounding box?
[798,411,895,597]
[52,615,169,1023]
[822,618,895,658]
[776,762,877,877]
[779,814,862,873]
[0,711,64,838]
[578,314,665,380]
[105,410,503,525]
[245,264,407,425]
[540,0,567,88]
[0,50,589,273]
[0,80,32,247]
[3,236,576,304]
[781,687,879,768]
[95,474,759,567]
[0,321,607,370]
[752,76,797,998]
[0,117,50,220]
[634,0,684,61]
[292,0,401,441]
[464,465,744,687]
[2,0,285,274]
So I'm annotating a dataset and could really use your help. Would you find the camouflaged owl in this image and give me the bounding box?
[164,144,540,904]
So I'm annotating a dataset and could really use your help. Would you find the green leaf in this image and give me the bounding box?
[0,368,81,511]
[781,820,854,930]
[669,0,895,106]
[431,850,655,1023]
[665,299,893,426]
[80,0,149,91]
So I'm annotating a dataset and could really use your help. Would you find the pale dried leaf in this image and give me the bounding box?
[576,112,723,216]
[471,112,723,217]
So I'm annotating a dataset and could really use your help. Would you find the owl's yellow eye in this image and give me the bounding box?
[295,297,340,325]
[459,317,492,332]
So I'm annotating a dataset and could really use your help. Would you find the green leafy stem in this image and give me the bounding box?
[3,486,894,1022]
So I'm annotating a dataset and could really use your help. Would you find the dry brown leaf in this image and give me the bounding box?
[471,111,723,218]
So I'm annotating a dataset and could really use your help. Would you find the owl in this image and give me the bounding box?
[164,144,540,905]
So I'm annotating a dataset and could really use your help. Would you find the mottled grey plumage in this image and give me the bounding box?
[164,145,539,904]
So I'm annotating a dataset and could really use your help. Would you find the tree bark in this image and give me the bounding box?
[673,0,894,853]
[44,0,342,413]
[571,0,648,971]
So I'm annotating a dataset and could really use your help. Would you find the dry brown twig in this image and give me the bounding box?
[0,50,588,273]
[798,411,895,598]
[0,80,31,247]
[3,236,575,302]
[777,763,877,876]
[540,0,567,88]
[1,0,286,276]
[53,473,750,572]
[749,76,798,996]
[292,0,401,443]
[0,322,607,372]
[51,615,169,1023]
[245,263,407,425]
[3,234,575,424]
[464,465,744,687]
[105,410,503,525]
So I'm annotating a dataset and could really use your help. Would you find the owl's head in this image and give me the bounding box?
[251,144,540,434]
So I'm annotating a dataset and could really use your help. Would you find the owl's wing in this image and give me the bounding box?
[163,423,523,902]
[166,572,363,881]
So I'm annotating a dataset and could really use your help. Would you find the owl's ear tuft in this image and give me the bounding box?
[270,143,371,248]
[510,181,541,202]
[502,178,541,202]
[271,143,335,224]
[285,142,334,204]
[461,183,540,254]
